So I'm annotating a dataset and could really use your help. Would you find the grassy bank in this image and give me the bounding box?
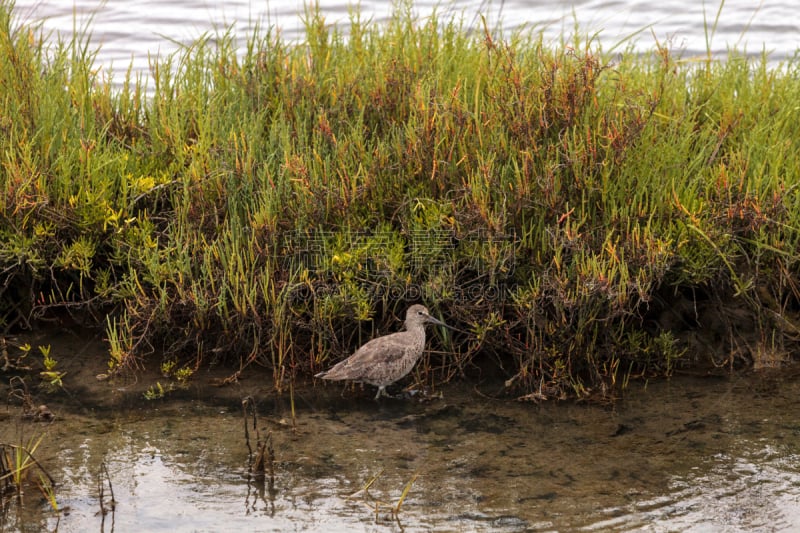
[2,1,800,399]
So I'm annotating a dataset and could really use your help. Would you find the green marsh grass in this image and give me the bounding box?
[0,433,55,502]
[2,1,800,399]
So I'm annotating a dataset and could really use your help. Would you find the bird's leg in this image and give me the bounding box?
[374,386,387,400]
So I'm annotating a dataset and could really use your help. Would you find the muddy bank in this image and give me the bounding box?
[2,305,796,419]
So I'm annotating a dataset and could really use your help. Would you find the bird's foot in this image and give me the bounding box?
[374,386,405,400]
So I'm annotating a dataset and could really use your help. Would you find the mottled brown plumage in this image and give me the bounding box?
[315,305,450,399]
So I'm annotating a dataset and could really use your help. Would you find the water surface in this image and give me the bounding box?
[3,342,800,532]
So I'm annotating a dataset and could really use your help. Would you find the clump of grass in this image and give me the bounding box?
[348,468,419,524]
[2,0,800,399]
[0,433,57,511]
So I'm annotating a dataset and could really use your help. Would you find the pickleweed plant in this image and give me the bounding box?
[1,0,798,399]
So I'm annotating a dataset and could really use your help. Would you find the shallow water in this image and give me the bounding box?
[3,347,800,532]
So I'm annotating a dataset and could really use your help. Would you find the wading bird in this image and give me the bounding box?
[315,305,452,399]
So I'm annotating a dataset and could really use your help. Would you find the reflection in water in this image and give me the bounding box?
[3,371,800,531]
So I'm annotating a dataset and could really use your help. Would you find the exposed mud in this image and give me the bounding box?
[647,285,800,372]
